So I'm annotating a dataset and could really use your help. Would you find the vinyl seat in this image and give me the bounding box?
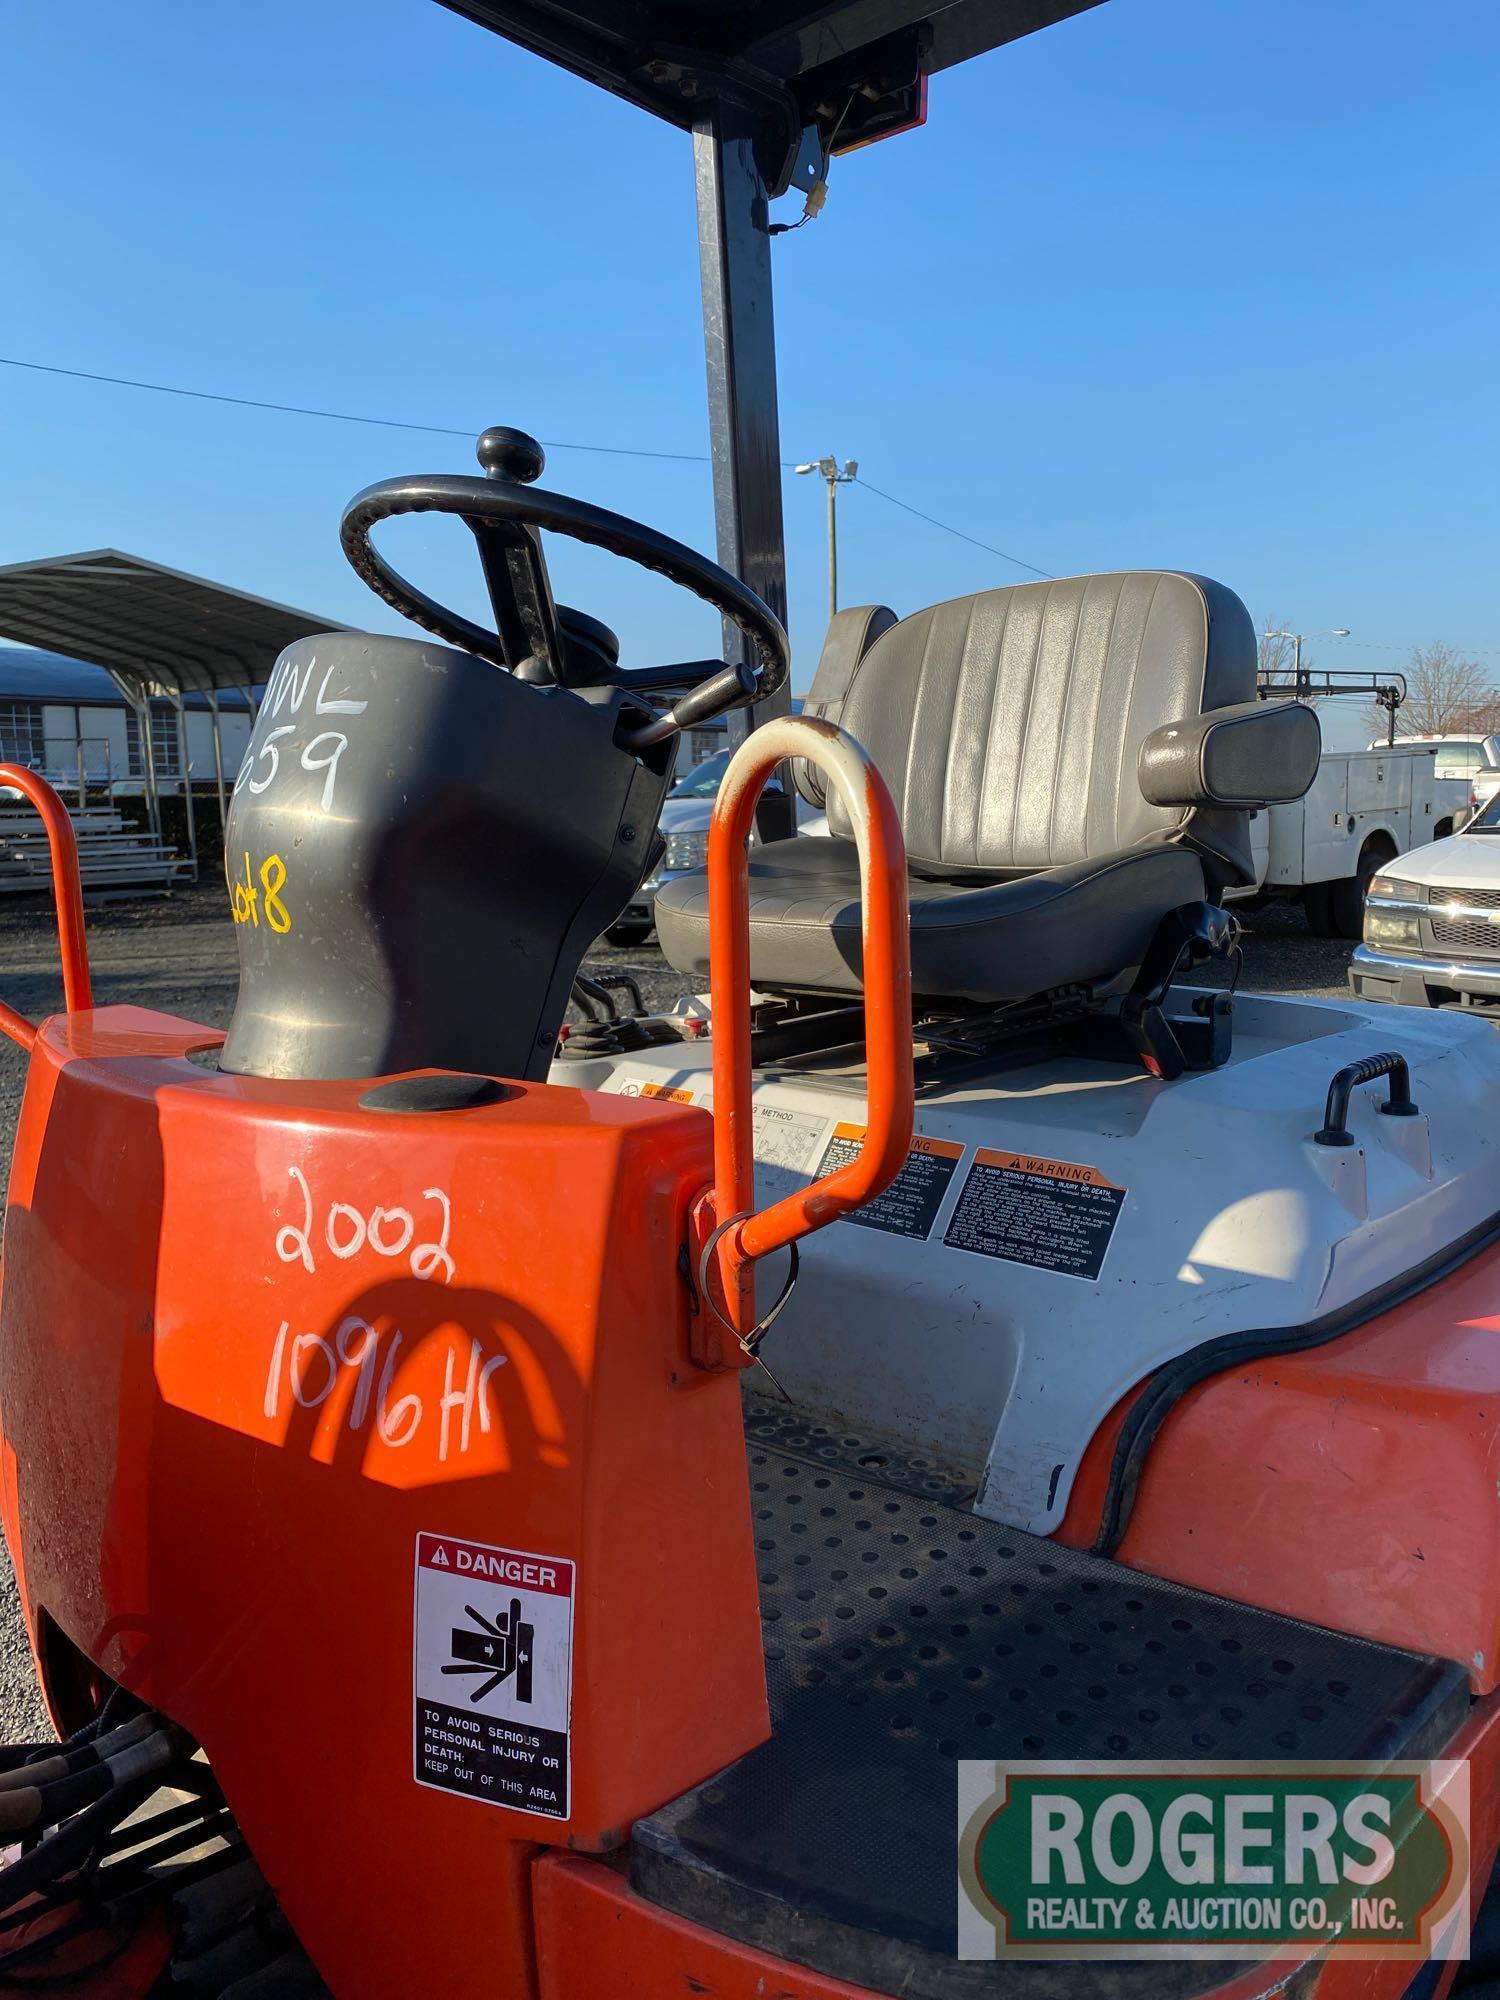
[657,571,1320,1004]
[656,829,1207,1001]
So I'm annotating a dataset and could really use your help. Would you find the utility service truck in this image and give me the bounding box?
[1242,734,1470,935]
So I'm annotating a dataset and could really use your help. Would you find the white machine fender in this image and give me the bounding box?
[564,987,1500,1533]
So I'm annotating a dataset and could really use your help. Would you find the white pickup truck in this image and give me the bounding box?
[1350,789,1500,1011]
[1238,738,1471,937]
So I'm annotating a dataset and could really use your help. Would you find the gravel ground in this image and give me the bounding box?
[0,883,1355,1742]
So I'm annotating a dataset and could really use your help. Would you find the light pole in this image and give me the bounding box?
[796,456,858,624]
[1262,627,1351,699]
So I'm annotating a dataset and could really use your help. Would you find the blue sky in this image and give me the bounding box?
[2,0,1497,700]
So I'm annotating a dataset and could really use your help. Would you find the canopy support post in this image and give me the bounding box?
[169,691,199,881]
[207,690,229,828]
[693,104,794,840]
[108,672,162,846]
[141,699,160,845]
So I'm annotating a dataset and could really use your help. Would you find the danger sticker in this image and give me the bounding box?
[815,1123,964,1239]
[943,1149,1125,1280]
[413,1533,574,1819]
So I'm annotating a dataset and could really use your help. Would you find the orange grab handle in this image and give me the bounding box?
[701,716,913,1361]
[0,766,92,1050]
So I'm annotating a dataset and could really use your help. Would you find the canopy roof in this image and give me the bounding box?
[440,0,1104,174]
[0,549,347,698]
[0,647,253,711]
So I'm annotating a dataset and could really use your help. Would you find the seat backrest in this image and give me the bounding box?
[791,603,897,810]
[826,572,1256,874]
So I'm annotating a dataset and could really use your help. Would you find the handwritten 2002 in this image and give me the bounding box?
[262,1166,507,1464]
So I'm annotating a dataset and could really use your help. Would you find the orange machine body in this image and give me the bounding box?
[1056,1236,1500,1693]
[8,1003,1497,2000]
[532,1709,1500,2000]
[0,1005,767,1999]
[0,757,1496,1998]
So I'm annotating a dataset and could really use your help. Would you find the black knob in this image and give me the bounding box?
[477,427,545,485]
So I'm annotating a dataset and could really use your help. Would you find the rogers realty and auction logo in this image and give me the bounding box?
[958,1762,1470,1963]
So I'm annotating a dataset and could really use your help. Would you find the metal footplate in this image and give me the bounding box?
[741,1391,976,1507]
[632,1442,1469,1998]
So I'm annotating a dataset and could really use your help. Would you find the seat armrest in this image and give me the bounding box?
[1138,699,1321,809]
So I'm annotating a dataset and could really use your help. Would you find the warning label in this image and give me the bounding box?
[413,1533,574,1819]
[752,1100,831,1202]
[815,1123,965,1239]
[943,1149,1125,1280]
[603,1078,830,1204]
[612,1074,702,1105]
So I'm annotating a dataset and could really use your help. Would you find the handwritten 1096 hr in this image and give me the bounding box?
[262,1164,508,1465]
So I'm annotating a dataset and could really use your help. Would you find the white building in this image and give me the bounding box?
[0,647,255,804]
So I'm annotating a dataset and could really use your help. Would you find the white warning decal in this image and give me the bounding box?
[943,1149,1126,1281]
[413,1532,574,1819]
[752,1100,831,1202]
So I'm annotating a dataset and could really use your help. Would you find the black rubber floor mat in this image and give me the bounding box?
[632,1444,1470,2000]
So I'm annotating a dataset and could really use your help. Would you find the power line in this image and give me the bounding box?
[10,356,1493,642]
[10,356,1496,637]
[1326,634,1500,660]
[0,355,709,462]
[0,352,1058,578]
[851,476,1055,580]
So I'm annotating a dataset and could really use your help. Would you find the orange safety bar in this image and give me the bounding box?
[697,716,913,1365]
[0,765,92,1049]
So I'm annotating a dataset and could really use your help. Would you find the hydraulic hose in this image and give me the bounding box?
[0,1777,163,1919]
[0,1727,178,1834]
[0,1711,157,1793]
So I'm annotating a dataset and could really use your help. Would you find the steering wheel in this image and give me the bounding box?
[341,426,790,743]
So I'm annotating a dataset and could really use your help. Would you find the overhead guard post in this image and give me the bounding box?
[0,765,92,1049]
[693,103,796,840]
[699,717,913,1366]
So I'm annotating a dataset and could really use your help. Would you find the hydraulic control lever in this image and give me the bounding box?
[616,661,760,751]
[690,718,914,1372]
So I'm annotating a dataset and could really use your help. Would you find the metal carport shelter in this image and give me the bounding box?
[0,548,348,871]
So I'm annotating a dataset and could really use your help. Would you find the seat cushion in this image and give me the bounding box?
[655,834,1208,1002]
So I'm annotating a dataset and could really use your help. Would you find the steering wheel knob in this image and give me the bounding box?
[477,426,546,486]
